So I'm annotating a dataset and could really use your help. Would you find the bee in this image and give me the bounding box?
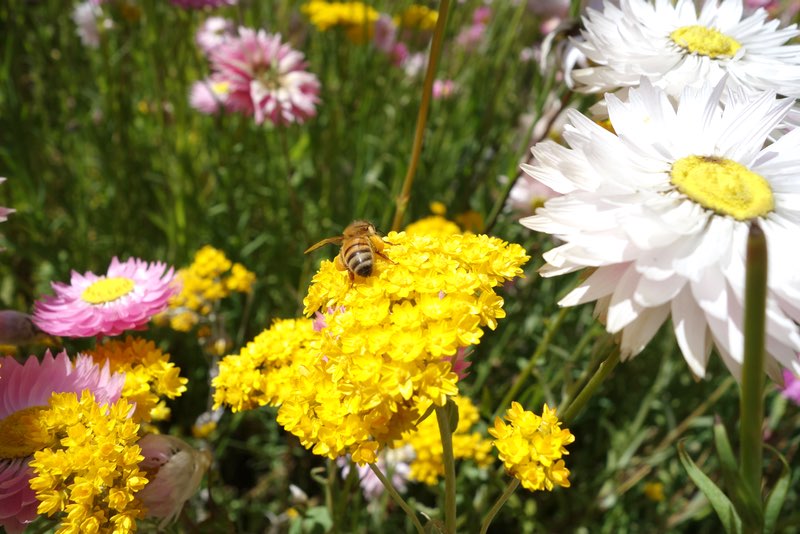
[304,220,391,280]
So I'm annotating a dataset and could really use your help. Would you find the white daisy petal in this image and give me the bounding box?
[571,0,800,103]
[523,77,800,380]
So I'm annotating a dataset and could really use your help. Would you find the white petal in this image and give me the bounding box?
[560,264,630,306]
[620,304,670,358]
[671,286,712,377]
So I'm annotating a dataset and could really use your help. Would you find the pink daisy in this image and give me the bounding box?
[33,257,178,338]
[210,27,321,126]
[189,76,230,115]
[0,351,125,533]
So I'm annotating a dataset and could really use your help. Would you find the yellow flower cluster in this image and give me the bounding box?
[212,318,319,412]
[162,245,255,332]
[405,215,461,237]
[489,402,574,492]
[86,337,188,423]
[399,396,492,485]
[302,1,380,43]
[395,5,439,31]
[29,391,147,534]
[290,231,526,463]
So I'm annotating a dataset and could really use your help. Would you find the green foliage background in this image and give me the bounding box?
[1,0,799,532]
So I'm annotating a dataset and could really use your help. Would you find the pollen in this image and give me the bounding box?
[670,25,742,59]
[670,155,774,220]
[81,277,135,304]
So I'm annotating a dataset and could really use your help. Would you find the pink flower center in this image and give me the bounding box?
[0,406,50,458]
[81,277,136,304]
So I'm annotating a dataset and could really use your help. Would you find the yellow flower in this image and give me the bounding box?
[644,481,665,502]
[405,215,462,237]
[212,318,320,412]
[302,1,380,42]
[214,231,527,464]
[162,246,256,332]
[85,337,187,423]
[395,5,439,31]
[399,395,493,485]
[28,391,146,534]
[291,231,526,462]
[489,402,575,492]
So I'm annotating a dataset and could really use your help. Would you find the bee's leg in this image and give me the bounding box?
[370,235,396,263]
[334,255,348,272]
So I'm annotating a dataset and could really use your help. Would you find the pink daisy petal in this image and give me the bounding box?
[209,27,321,126]
[0,351,125,532]
[32,257,179,338]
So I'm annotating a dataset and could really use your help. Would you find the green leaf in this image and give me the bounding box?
[713,420,762,528]
[713,418,737,477]
[763,445,791,534]
[678,440,742,534]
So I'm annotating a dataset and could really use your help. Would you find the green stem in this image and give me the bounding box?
[368,463,425,534]
[326,459,336,530]
[436,406,457,534]
[561,346,621,424]
[494,307,570,418]
[391,0,451,231]
[739,222,768,513]
[480,479,520,534]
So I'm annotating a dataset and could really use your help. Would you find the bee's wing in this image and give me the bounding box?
[304,236,345,254]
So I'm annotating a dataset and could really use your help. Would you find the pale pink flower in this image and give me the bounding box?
[196,16,235,54]
[210,28,321,125]
[0,351,125,534]
[506,173,560,216]
[138,434,211,527]
[372,14,398,54]
[455,23,487,50]
[402,52,427,77]
[338,446,414,501]
[780,369,800,406]
[170,0,237,8]
[72,0,112,49]
[189,77,230,114]
[33,257,178,338]
[390,42,409,66]
[0,178,13,223]
[432,79,458,99]
[473,6,492,24]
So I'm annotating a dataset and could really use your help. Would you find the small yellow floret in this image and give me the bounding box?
[86,336,187,423]
[28,391,146,534]
[489,402,574,492]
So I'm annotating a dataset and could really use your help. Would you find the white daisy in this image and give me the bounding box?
[520,79,800,380]
[570,0,800,99]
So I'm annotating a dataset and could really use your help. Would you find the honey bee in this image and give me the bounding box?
[304,220,391,280]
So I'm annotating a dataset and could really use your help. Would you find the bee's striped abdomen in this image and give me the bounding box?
[342,238,374,277]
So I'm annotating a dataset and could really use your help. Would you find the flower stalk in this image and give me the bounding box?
[369,462,425,534]
[480,479,519,534]
[436,405,457,534]
[739,222,768,513]
[391,0,451,231]
[561,346,621,424]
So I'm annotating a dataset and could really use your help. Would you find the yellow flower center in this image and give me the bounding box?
[81,277,135,304]
[0,406,50,458]
[670,155,774,220]
[670,25,742,58]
